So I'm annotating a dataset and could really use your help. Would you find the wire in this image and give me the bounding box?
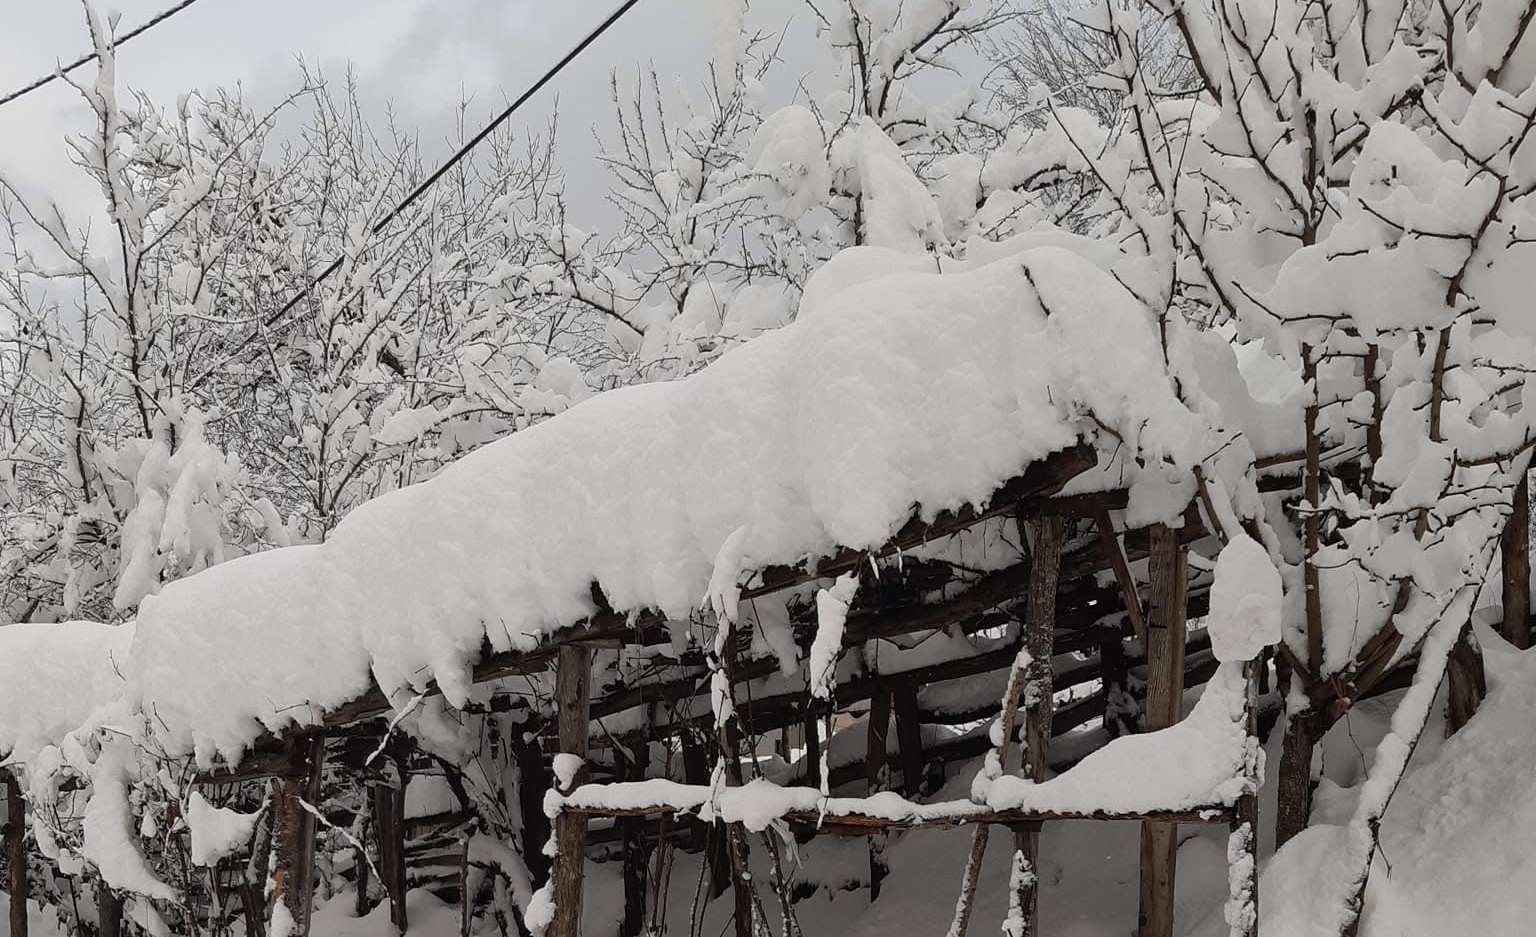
[0,0,208,109]
[253,0,646,335]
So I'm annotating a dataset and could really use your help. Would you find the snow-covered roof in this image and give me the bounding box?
[0,621,134,767]
[123,245,1211,767]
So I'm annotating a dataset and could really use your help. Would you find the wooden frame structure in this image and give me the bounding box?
[1,444,1526,937]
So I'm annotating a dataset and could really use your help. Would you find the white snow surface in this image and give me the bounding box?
[1207,534,1283,663]
[184,791,260,866]
[0,621,133,766]
[123,245,1208,767]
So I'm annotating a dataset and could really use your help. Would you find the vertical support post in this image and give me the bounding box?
[865,691,892,901]
[3,769,26,937]
[550,644,593,937]
[715,630,755,937]
[1138,523,1187,937]
[268,737,325,937]
[97,884,123,937]
[513,721,553,887]
[618,742,650,937]
[373,759,408,933]
[1101,630,1131,739]
[1503,474,1531,649]
[893,686,927,797]
[1226,659,1262,937]
[1011,513,1062,937]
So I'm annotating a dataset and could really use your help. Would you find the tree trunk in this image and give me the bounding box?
[3,770,26,937]
[1503,474,1531,649]
[1274,712,1317,849]
[269,738,326,937]
[1138,523,1186,937]
[1446,623,1486,733]
[550,644,593,937]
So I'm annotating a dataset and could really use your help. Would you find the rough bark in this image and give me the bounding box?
[1503,474,1531,649]
[550,644,593,937]
[3,770,26,937]
[1138,524,1187,937]
[268,738,326,937]
[1445,623,1486,733]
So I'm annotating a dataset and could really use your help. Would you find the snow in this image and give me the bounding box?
[123,244,1208,767]
[1207,534,1282,663]
[0,621,134,768]
[184,791,260,866]
[810,573,859,700]
[983,663,1252,815]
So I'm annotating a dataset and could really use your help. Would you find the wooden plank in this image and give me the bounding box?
[550,645,593,937]
[374,769,408,932]
[268,738,326,937]
[1138,523,1187,937]
[866,691,893,901]
[1095,510,1146,644]
[893,687,927,796]
[1503,474,1531,649]
[3,770,26,937]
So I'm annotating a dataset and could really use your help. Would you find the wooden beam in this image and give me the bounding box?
[866,691,893,901]
[1503,474,1531,649]
[3,770,26,937]
[373,765,408,932]
[1138,523,1187,937]
[1095,510,1146,644]
[550,645,593,937]
[268,738,325,937]
[893,687,927,797]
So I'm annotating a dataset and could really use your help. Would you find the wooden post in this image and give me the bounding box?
[97,884,123,937]
[1227,659,1262,937]
[1503,474,1531,649]
[716,629,755,937]
[1138,523,1187,937]
[1101,630,1131,739]
[373,762,408,932]
[268,738,326,937]
[513,721,553,886]
[893,686,927,796]
[866,691,892,901]
[617,743,649,937]
[1011,514,1062,937]
[550,644,593,937]
[3,770,26,937]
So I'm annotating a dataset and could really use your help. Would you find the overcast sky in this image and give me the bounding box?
[0,0,809,225]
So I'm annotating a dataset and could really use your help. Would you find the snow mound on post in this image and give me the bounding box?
[128,246,1207,766]
[0,621,134,767]
[1207,533,1283,663]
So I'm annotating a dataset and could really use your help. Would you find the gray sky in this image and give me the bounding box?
[0,0,808,225]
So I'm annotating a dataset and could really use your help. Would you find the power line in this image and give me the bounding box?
[0,0,208,109]
[253,0,646,336]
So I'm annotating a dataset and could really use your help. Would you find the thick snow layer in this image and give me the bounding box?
[0,622,134,766]
[185,791,260,866]
[983,663,1251,814]
[1207,534,1282,662]
[124,245,1206,766]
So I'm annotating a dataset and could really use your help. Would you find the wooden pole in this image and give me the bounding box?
[893,686,927,796]
[618,743,649,937]
[866,691,892,901]
[1138,523,1187,937]
[268,738,325,937]
[97,884,123,937]
[373,762,409,932]
[1503,474,1531,649]
[3,770,26,937]
[1011,514,1062,937]
[550,644,593,937]
[1227,660,1262,937]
